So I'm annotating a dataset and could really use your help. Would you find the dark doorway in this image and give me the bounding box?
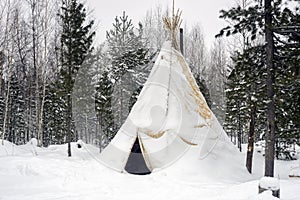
[125,137,151,175]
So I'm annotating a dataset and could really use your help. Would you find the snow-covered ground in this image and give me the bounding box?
[0,140,299,200]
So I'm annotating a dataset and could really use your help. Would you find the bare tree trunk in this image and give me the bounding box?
[2,81,11,144]
[30,0,39,142]
[67,92,72,157]
[37,0,50,147]
[99,111,102,152]
[0,0,11,97]
[67,62,72,157]
[234,131,237,145]
[264,0,276,177]
[2,8,16,145]
[120,86,123,128]
[246,102,256,173]
[67,95,72,157]
[38,92,45,143]
[85,114,88,143]
[34,0,41,146]
[237,100,242,152]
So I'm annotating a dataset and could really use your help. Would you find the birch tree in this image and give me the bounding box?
[36,0,53,146]
[206,39,228,125]
[0,0,11,97]
[143,5,168,51]
[1,1,18,145]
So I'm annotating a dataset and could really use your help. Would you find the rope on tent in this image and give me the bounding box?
[197,118,227,160]
[165,45,173,116]
[143,128,198,146]
[176,53,212,122]
[138,132,153,171]
[145,130,166,139]
[194,124,208,128]
[179,136,198,146]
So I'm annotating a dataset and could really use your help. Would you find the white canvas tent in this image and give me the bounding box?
[100,5,249,178]
[100,40,237,174]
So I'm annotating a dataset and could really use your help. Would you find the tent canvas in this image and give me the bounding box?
[99,40,236,174]
[100,5,249,178]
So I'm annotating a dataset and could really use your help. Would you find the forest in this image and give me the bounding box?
[0,0,299,167]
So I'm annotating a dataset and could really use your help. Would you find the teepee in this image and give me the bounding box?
[100,3,248,177]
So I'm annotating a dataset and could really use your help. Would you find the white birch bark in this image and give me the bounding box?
[2,2,17,145]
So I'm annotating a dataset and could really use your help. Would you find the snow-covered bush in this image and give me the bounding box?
[258,177,280,198]
[30,138,38,146]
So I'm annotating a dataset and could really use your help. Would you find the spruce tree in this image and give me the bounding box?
[43,82,68,146]
[59,0,95,156]
[230,45,267,170]
[217,0,300,175]
[72,53,98,144]
[106,11,151,131]
[95,71,115,149]
[8,74,26,144]
[194,74,212,108]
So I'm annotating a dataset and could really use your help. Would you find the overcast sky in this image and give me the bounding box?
[85,0,237,47]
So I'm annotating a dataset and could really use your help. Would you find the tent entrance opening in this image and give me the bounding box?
[125,137,151,175]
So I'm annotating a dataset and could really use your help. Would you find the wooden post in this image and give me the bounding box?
[180,28,184,55]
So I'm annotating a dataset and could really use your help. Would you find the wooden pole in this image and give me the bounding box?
[180,28,184,55]
[264,0,275,177]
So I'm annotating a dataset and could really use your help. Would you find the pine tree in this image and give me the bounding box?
[95,71,115,149]
[194,74,212,108]
[217,0,300,175]
[273,8,300,154]
[224,67,247,150]
[229,45,267,171]
[8,74,26,144]
[59,0,95,156]
[106,11,151,131]
[43,81,68,146]
[72,53,98,144]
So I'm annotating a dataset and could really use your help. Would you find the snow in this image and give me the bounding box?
[76,139,83,146]
[30,138,38,146]
[0,140,299,200]
[251,96,258,102]
[252,191,280,200]
[259,177,280,190]
[289,167,300,177]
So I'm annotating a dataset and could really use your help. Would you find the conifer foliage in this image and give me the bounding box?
[105,11,151,132]
[217,0,299,175]
[58,0,95,156]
